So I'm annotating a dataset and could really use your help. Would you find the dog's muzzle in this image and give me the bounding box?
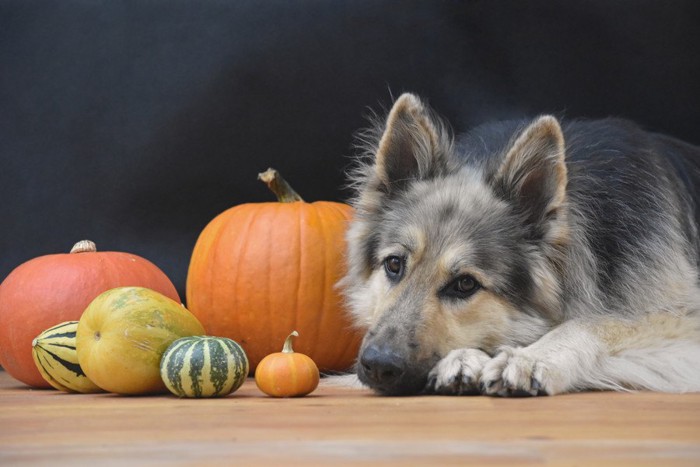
[357,343,426,396]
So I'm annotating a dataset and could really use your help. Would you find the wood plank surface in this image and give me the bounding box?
[0,370,699,466]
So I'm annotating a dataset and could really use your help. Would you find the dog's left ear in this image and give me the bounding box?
[494,116,567,234]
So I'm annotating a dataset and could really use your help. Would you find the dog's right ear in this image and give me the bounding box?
[373,93,454,193]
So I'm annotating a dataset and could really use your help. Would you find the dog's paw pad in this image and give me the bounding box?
[426,348,490,395]
[480,347,551,397]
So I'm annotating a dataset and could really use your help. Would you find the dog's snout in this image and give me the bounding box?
[360,344,406,387]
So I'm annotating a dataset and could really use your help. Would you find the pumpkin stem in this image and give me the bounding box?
[282,331,299,353]
[70,240,97,254]
[258,168,304,203]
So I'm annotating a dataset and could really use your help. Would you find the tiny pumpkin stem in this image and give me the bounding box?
[282,331,299,353]
[258,168,304,203]
[70,240,97,254]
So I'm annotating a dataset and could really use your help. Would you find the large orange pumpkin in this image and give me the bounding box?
[0,240,180,388]
[186,169,362,372]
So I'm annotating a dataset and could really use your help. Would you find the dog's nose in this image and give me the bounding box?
[360,344,405,387]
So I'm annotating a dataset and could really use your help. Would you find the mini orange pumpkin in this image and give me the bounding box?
[255,331,319,397]
[0,240,180,388]
[186,169,362,372]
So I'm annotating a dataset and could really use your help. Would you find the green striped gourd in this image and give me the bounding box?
[160,336,249,398]
[31,321,103,393]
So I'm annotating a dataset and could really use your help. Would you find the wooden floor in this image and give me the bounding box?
[0,371,699,466]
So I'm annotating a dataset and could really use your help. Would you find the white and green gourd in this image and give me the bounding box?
[160,336,249,398]
[32,320,103,393]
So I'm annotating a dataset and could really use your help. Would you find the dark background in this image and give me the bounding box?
[2,0,699,300]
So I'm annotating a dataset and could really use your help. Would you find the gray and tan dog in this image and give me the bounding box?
[341,93,700,396]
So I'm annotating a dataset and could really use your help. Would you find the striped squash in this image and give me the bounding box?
[160,336,249,398]
[31,321,103,393]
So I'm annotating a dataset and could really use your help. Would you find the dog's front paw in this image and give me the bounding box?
[480,347,551,397]
[426,348,490,395]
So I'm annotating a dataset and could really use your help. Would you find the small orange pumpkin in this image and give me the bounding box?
[0,240,180,388]
[255,331,319,397]
[186,169,362,372]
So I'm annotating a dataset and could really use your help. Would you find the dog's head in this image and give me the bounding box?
[342,94,570,395]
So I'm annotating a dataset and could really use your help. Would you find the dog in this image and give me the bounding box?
[340,93,700,396]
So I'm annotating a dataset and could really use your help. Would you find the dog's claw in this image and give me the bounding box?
[531,377,548,396]
[455,374,479,395]
[482,378,506,396]
[436,374,463,395]
[531,377,544,395]
[425,375,437,394]
[460,374,473,388]
[424,375,437,394]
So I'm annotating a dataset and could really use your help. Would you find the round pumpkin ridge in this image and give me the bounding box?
[186,169,362,373]
[0,240,180,388]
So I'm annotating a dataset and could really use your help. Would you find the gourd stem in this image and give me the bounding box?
[282,331,299,353]
[258,168,304,203]
[70,240,96,254]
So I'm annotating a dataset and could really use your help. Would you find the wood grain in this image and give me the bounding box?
[0,371,699,465]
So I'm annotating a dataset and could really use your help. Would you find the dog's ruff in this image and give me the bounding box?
[341,93,700,396]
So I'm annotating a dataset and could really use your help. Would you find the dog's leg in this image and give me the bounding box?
[479,312,700,396]
[480,320,603,396]
[424,320,603,396]
[423,320,599,396]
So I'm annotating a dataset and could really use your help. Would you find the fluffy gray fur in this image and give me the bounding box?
[341,93,700,396]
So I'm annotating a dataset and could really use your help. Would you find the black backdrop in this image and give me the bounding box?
[2,0,699,300]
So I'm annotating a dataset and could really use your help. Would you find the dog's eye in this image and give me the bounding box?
[443,275,480,299]
[383,256,404,281]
